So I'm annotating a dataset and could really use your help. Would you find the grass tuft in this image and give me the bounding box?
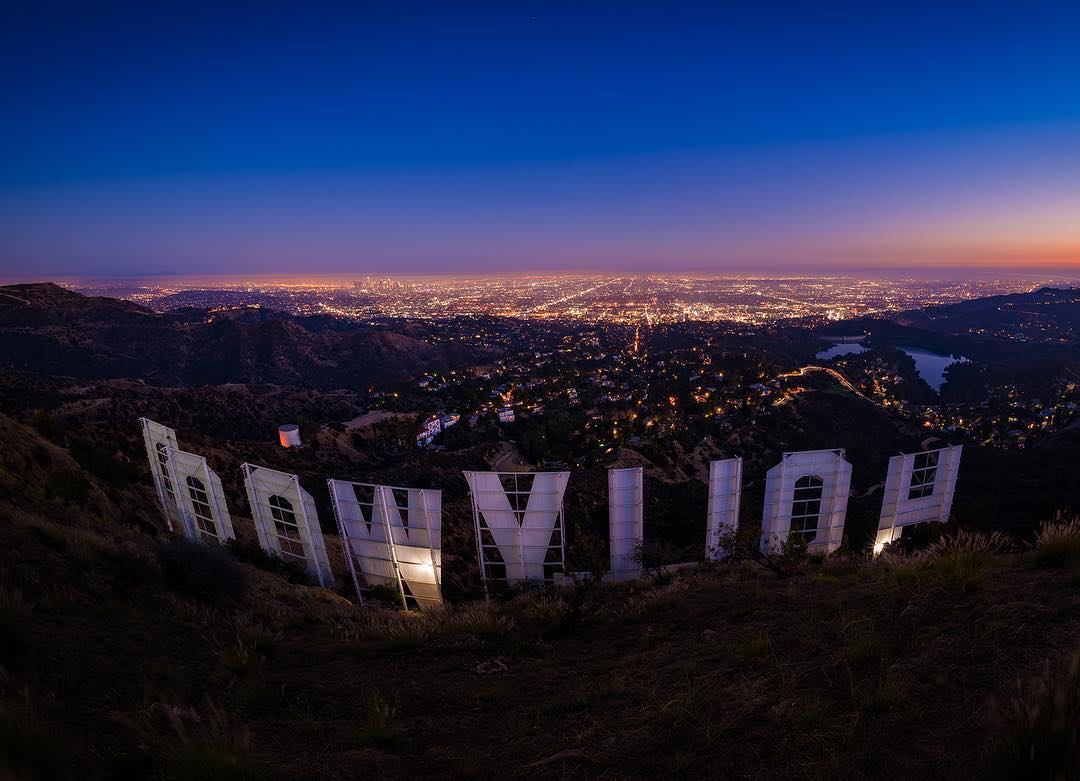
[358,690,401,750]
[924,531,1009,590]
[989,652,1080,778]
[1033,516,1080,570]
[162,699,254,781]
[0,584,33,661]
[0,703,71,780]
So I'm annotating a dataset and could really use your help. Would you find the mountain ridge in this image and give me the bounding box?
[0,282,496,387]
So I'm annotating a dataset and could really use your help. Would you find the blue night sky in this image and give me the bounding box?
[2,1,1080,278]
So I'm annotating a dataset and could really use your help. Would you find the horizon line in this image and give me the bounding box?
[5,266,1080,287]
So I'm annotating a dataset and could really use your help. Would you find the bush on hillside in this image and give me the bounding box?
[226,539,309,584]
[160,699,253,781]
[0,703,71,781]
[990,652,1080,778]
[108,542,163,588]
[158,538,247,605]
[634,539,682,585]
[1033,516,1080,570]
[923,530,1010,590]
[0,585,33,662]
[44,468,90,504]
[30,410,65,444]
[925,530,1010,559]
[715,526,809,578]
[68,435,140,485]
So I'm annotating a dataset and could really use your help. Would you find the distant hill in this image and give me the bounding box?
[894,286,1080,339]
[0,282,498,387]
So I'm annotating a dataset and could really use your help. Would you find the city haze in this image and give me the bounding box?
[70,272,1080,326]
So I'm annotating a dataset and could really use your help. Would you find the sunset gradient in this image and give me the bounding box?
[3,2,1080,278]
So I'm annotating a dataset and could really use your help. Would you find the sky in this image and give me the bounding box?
[2,1,1080,279]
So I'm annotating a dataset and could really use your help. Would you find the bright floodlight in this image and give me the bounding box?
[762,449,852,555]
[608,467,644,581]
[328,479,442,609]
[168,447,236,545]
[140,417,181,532]
[874,445,962,553]
[242,463,333,587]
[705,457,742,560]
[463,471,569,590]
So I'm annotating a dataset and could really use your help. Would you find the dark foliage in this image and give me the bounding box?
[226,538,309,585]
[158,538,247,604]
[44,468,90,504]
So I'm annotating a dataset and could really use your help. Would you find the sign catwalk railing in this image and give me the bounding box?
[328,479,442,609]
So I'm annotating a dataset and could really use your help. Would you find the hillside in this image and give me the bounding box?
[3,413,1080,779]
[0,283,497,387]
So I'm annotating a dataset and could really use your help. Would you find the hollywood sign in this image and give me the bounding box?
[141,418,961,606]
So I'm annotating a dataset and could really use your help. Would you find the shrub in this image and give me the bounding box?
[357,691,400,750]
[219,633,256,678]
[989,652,1080,778]
[542,531,610,637]
[925,530,1009,559]
[44,468,90,504]
[758,534,810,578]
[226,539,309,584]
[158,539,247,605]
[525,592,571,628]
[737,630,770,660]
[0,703,71,781]
[715,526,809,578]
[161,699,253,781]
[68,435,140,485]
[31,409,65,444]
[1033,517,1080,570]
[30,444,52,467]
[365,582,403,606]
[924,530,1007,584]
[0,585,33,661]
[634,539,682,586]
[108,542,163,588]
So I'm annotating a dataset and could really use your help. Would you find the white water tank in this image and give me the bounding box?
[278,424,301,448]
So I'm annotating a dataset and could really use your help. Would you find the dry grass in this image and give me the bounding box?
[0,583,33,661]
[989,652,1080,778]
[322,600,515,646]
[1033,515,1080,570]
[159,698,254,781]
[924,530,1011,558]
[0,702,71,781]
[357,690,401,750]
[920,530,1010,590]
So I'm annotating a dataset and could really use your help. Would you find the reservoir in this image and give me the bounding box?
[899,347,968,392]
[815,343,869,361]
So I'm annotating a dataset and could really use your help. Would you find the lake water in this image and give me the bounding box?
[815,343,869,361]
[814,342,967,392]
[899,347,968,392]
